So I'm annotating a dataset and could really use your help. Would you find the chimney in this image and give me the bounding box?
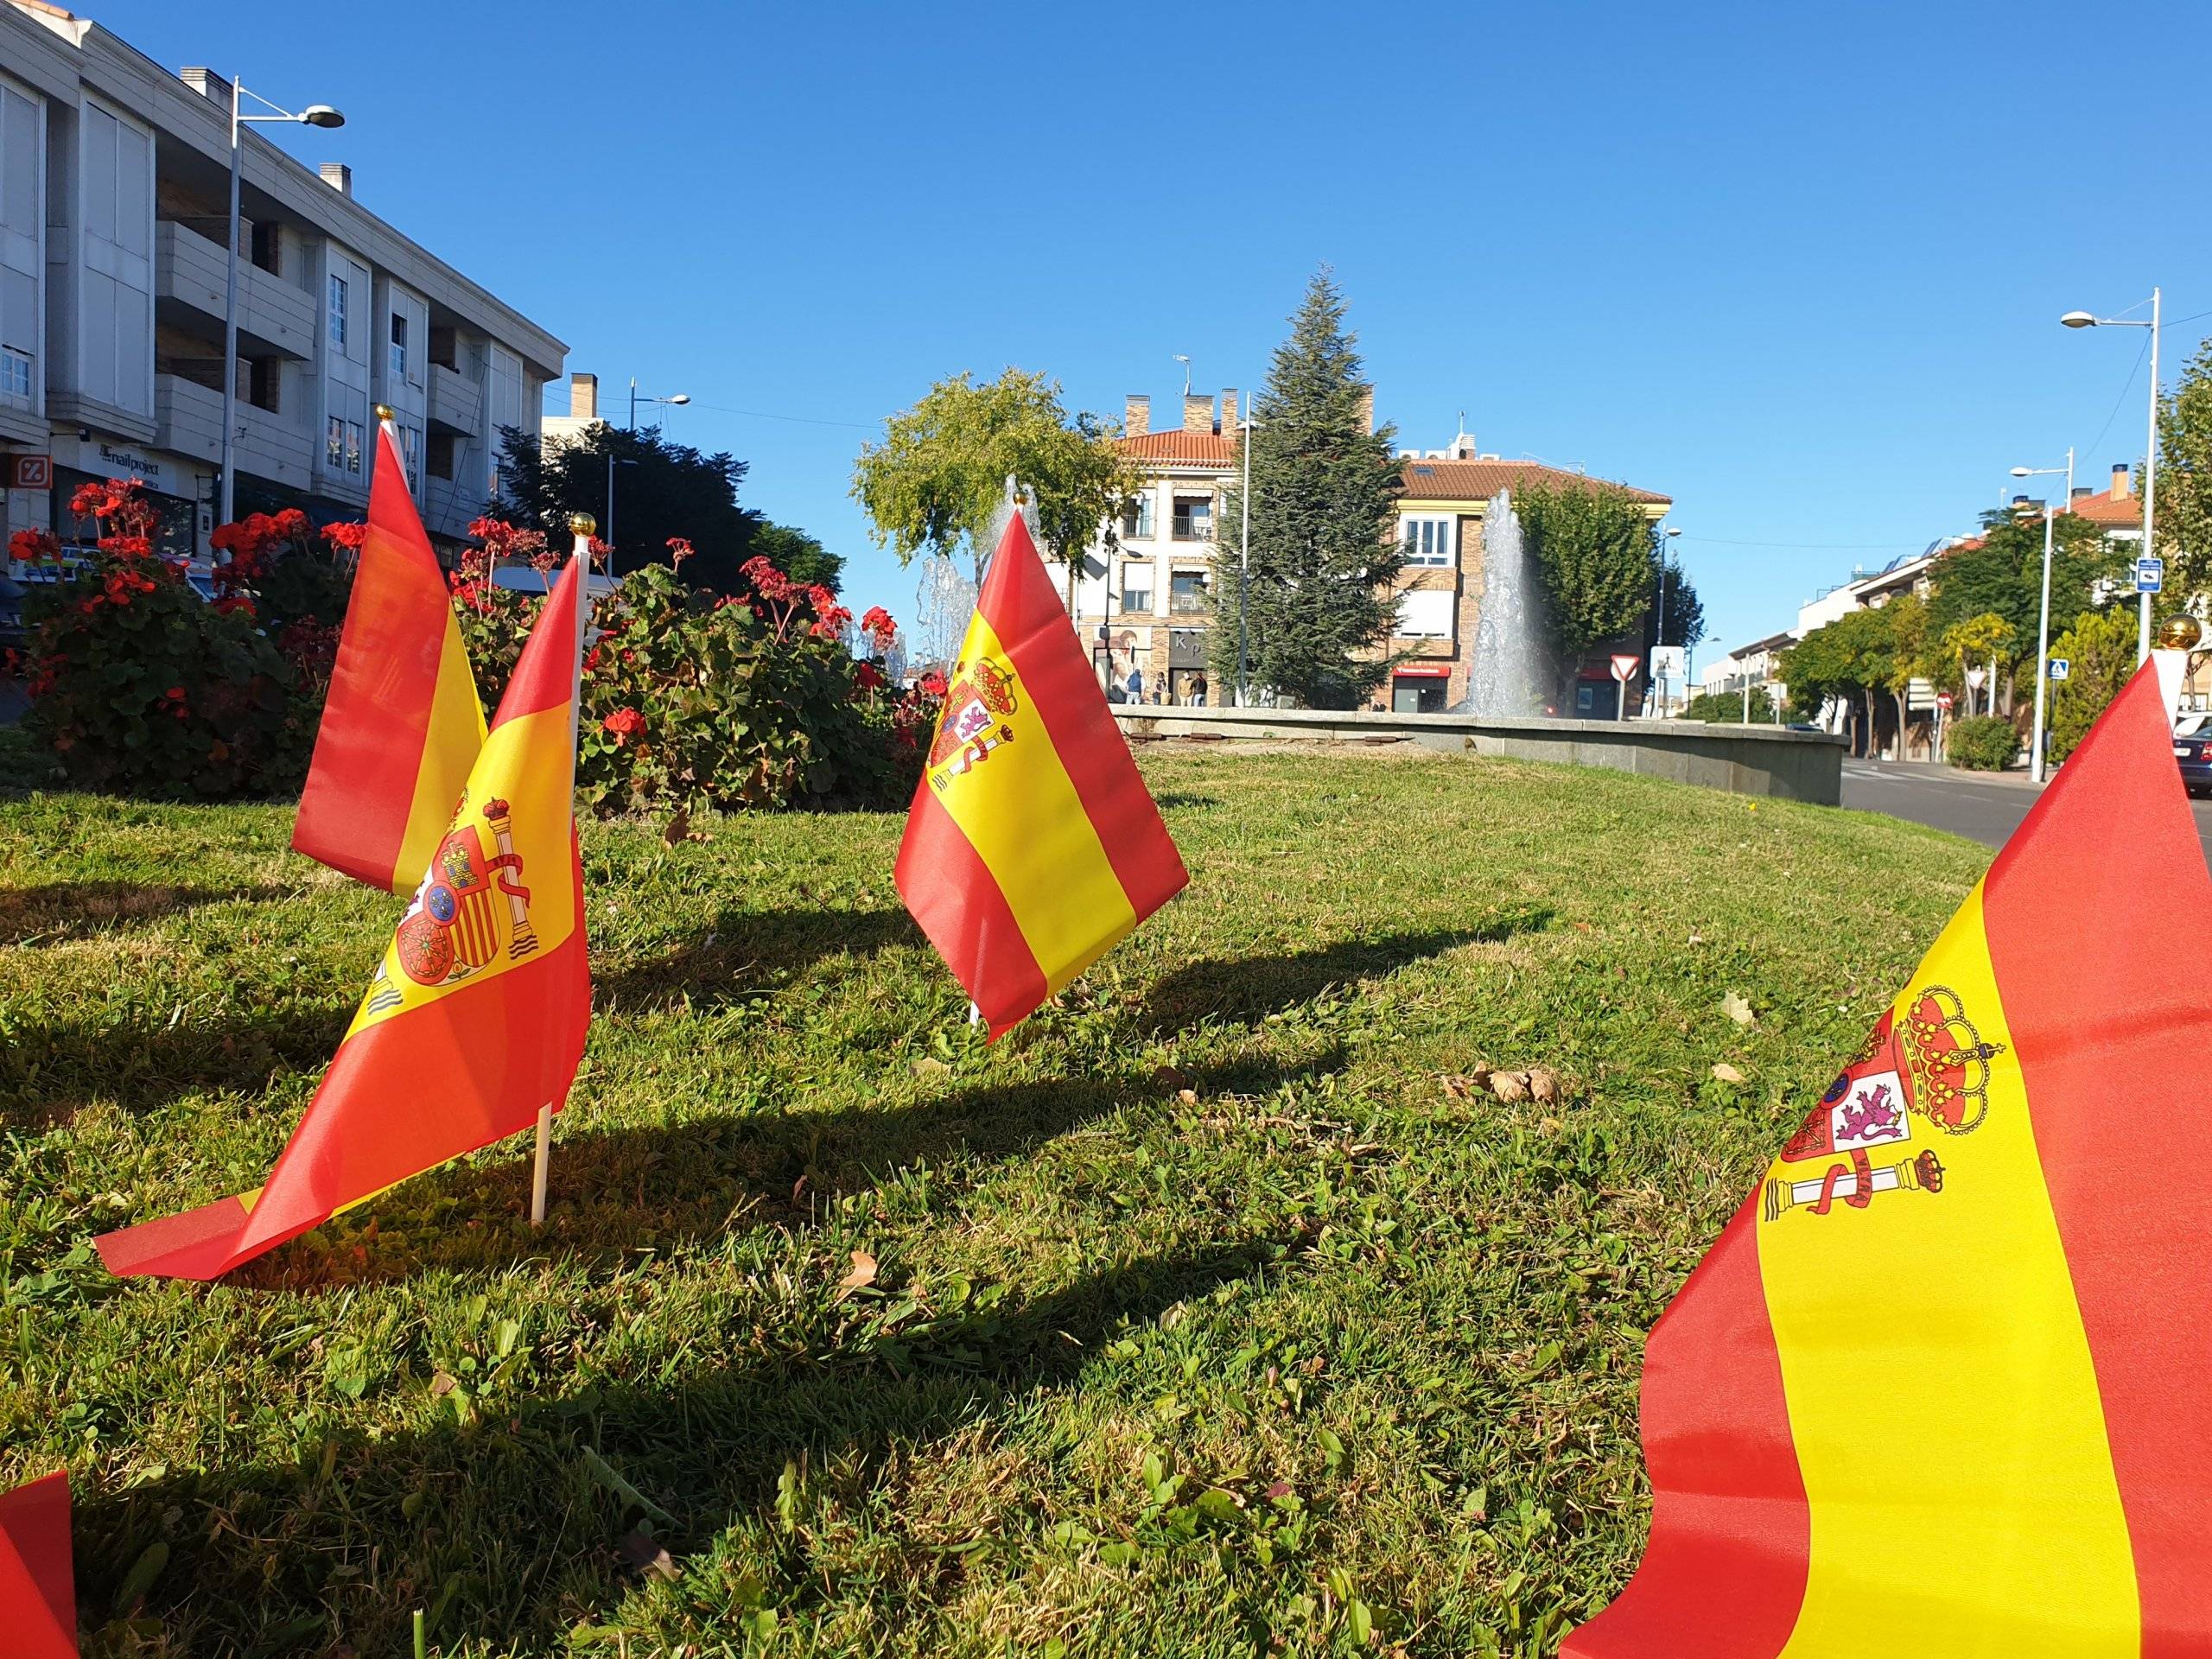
[1357,385,1374,435]
[2071,486,2093,500]
[318,162,352,198]
[1220,388,1238,435]
[179,67,232,106]
[2111,462,2132,499]
[1124,394,1149,437]
[1183,392,1214,434]
[569,372,598,421]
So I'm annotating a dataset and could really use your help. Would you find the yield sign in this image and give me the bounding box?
[1610,653,1639,682]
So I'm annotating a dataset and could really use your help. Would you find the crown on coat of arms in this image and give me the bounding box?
[1896,985,2005,1135]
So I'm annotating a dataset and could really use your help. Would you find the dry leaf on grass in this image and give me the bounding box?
[1528,1067,1560,1103]
[1712,1062,1745,1084]
[1489,1071,1531,1103]
[836,1250,878,1300]
[1721,991,1757,1027]
[1440,1070,1493,1099]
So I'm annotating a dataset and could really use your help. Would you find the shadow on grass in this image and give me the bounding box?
[594,905,918,1014]
[238,1046,1344,1290]
[1151,791,1222,810]
[0,1003,349,1126]
[0,880,296,946]
[1139,910,1553,1036]
[79,1236,1299,1654]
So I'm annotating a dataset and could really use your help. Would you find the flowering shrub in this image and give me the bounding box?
[571,556,933,813]
[207,507,356,690]
[17,480,310,797]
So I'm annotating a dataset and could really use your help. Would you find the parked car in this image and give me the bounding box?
[2174,712,2212,797]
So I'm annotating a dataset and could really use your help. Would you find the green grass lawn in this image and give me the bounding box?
[0,744,1986,1657]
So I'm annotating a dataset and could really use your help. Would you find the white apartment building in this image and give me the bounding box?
[0,2,563,565]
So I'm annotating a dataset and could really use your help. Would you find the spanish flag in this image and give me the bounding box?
[97,561,592,1281]
[292,416,485,893]
[1566,662,2212,1656]
[0,1474,75,1659]
[896,512,1186,1036]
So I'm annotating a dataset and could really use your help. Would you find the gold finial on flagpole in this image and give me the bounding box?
[567,512,597,538]
[2156,614,2202,652]
[374,404,396,423]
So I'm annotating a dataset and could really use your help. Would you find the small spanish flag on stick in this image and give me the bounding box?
[897,504,1187,1036]
[1565,660,2212,1656]
[98,556,592,1281]
[292,408,486,893]
[0,1473,76,1659]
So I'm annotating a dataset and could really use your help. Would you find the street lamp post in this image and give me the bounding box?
[604,455,637,575]
[1655,524,1681,715]
[1237,411,1256,707]
[2009,451,2074,783]
[2062,291,2160,663]
[627,378,690,430]
[220,80,344,528]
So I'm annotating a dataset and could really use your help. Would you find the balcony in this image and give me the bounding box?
[156,372,310,491]
[1171,520,1214,543]
[154,219,315,360]
[428,362,483,435]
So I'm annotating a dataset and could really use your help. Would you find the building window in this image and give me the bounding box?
[1121,560,1153,614]
[1401,515,1454,566]
[1173,496,1213,541]
[1120,491,1154,540]
[389,313,407,380]
[327,413,345,467]
[1170,570,1210,614]
[327,274,348,347]
[398,421,421,489]
[0,345,29,402]
[346,420,365,475]
[1396,587,1454,639]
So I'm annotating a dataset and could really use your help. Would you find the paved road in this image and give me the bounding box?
[1840,759,2212,861]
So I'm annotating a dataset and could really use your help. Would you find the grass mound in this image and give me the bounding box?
[0,747,1981,1656]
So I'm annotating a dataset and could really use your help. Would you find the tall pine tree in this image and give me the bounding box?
[1211,272,1404,709]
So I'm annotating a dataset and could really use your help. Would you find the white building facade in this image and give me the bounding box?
[0,3,562,566]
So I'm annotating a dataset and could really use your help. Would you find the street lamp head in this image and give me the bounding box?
[298,105,345,129]
[666,393,690,406]
[2010,467,2032,477]
[2059,310,2098,329]
[1664,526,1681,537]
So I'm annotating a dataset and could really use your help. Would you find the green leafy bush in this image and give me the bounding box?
[15,482,311,798]
[2046,606,2141,765]
[1944,714,2019,772]
[1683,686,1776,723]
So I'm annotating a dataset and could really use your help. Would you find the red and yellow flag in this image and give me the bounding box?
[896,512,1187,1036]
[0,1473,76,1659]
[99,561,592,1281]
[1566,662,2212,1656]
[293,419,485,893]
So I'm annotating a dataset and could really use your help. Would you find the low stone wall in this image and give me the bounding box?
[1112,705,1845,805]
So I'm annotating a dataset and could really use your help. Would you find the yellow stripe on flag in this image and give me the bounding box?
[346,702,579,1042]
[933,612,1135,992]
[391,617,489,895]
[1759,883,2137,1656]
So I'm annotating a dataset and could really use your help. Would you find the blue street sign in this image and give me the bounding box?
[2049,658,2070,682]
[2137,556,2164,594]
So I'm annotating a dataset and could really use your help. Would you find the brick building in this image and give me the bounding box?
[1048,388,1671,714]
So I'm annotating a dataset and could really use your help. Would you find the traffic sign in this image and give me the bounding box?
[2137,556,2164,594]
[1609,653,1639,683]
[2049,658,2071,682]
[1936,691,1955,710]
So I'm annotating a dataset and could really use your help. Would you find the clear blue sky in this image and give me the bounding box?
[92,0,2212,660]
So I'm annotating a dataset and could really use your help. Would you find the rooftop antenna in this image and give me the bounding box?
[1173,353,1192,397]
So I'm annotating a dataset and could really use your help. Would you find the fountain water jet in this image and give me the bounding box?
[1460,489,1554,715]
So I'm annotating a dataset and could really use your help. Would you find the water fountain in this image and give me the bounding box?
[1459,489,1553,715]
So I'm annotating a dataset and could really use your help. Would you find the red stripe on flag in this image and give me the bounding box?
[894,783,1047,1036]
[293,424,452,888]
[1563,1198,1808,1658]
[1982,665,2212,1655]
[0,1472,77,1659]
[493,556,582,728]
[985,516,1187,918]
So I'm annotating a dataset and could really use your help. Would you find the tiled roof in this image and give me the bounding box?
[1396,458,1669,505]
[1116,429,1237,466]
[2066,483,2141,528]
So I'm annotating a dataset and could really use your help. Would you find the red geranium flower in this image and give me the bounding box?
[855,660,886,691]
[918,670,949,699]
[861,606,897,652]
[601,707,646,747]
[321,520,366,553]
[8,528,59,563]
[740,555,795,604]
[666,537,695,569]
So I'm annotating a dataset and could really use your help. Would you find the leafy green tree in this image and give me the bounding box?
[2153,334,2212,598]
[852,368,1135,585]
[1779,607,1896,756]
[498,423,763,592]
[749,522,845,594]
[1939,612,2015,716]
[2046,606,2142,764]
[1211,271,1405,709]
[1925,507,2122,707]
[1880,590,1932,743]
[1516,480,1662,701]
[1684,685,1776,723]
